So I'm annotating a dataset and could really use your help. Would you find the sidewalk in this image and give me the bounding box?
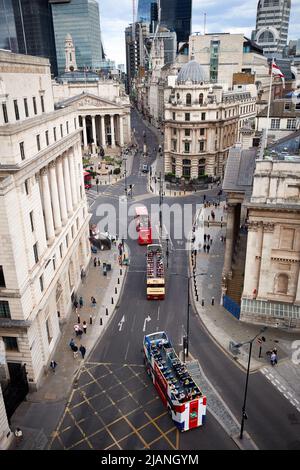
[9,243,129,449]
[190,204,300,411]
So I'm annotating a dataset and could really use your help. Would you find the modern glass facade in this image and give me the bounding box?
[51,0,104,74]
[137,0,158,23]
[12,0,57,76]
[160,0,192,44]
[0,0,18,52]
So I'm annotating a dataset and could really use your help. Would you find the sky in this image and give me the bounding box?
[97,0,299,65]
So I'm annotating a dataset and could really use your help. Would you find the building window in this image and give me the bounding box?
[173,128,176,135]
[275,273,288,295]
[186,93,191,106]
[71,225,74,238]
[210,40,220,82]
[225,111,227,119]
[76,217,79,230]
[14,100,20,120]
[172,140,177,151]
[185,129,191,136]
[24,98,29,117]
[0,266,6,288]
[216,112,219,119]
[29,211,34,232]
[33,242,39,264]
[59,243,63,258]
[182,159,191,178]
[172,112,176,120]
[3,336,18,351]
[271,118,280,129]
[33,97,37,115]
[185,113,190,121]
[66,234,69,248]
[199,141,205,152]
[201,112,206,121]
[39,275,44,292]
[198,158,206,177]
[0,300,10,318]
[19,142,25,160]
[60,124,63,137]
[40,95,45,113]
[53,127,57,141]
[45,130,49,146]
[200,128,205,136]
[66,121,69,134]
[2,103,8,123]
[53,257,56,271]
[287,119,296,130]
[184,142,190,153]
[46,318,53,344]
[25,179,29,195]
[36,134,41,151]
[199,93,204,105]
[74,117,77,129]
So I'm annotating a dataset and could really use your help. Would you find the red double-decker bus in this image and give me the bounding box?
[134,206,152,245]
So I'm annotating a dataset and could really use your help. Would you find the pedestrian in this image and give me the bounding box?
[207,234,210,242]
[207,244,211,254]
[14,428,23,447]
[97,258,101,266]
[69,338,75,349]
[210,238,213,245]
[74,324,80,336]
[71,343,78,358]
[79,296,83,308]
[270,352,277,366]
[203,244,207,253]
[73,299,78,310]
[83,321,87,334]
[50,360,57,372]
[94,257,97,267]
[203,194,206,202]
[77,324,83,337]
[204,233,207,242]
[79,345,86,359]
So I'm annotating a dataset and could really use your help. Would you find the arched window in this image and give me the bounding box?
[275,273,289,294]
[186,93,191,106]
[199,93,204,105]
[258,30,274,43]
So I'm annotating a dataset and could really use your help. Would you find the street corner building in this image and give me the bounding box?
[0,49,91,440]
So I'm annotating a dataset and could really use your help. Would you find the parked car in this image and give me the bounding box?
[142,164,149,173]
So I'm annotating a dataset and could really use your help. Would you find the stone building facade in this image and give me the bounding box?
[164,60,257,180]
[0,50,91,398]
[241,158,300,329]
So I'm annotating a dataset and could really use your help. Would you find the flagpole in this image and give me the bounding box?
[265,57,274,151]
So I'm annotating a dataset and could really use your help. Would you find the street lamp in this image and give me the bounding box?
[234,326,267,440]
[173,272,207,361]
[122,154,127,196]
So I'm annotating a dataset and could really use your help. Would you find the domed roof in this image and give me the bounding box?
[176,60,207,84]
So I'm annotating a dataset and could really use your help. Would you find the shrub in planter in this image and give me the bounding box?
[113,167,121,175]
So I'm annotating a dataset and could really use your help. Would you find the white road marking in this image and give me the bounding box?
[118,315,125,332]
[125,342,130,361]
[157,305,160,322]
[143,315,151,332]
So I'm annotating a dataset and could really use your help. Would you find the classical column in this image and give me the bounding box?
[41,167,55,243]
[258,222,275,298]
[101,115,106,147]
[63,153,73,215]
[68,150,78,208]
[110,114,115,148]
[91,115,96,154]
[56,157,68,225]
[119,115,124,147]
[82,115,88,148]
[243,221,263,297]
[49,161,62,231]
[223,204,235,278]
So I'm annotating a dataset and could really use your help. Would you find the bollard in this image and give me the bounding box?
[106,307,108,316]
[77,315,80,324]
[111,297,114,305]
[90,315,92,325]
[115,287,117,294]
[201,299,204,307]
[120,269,123,276]
[196,294,199,302]
[100,317,103,326]
[118,277,120,284]
[211,297,215,306]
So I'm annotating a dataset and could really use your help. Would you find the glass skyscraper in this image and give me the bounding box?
[160,0,192,44]
[137,0,157,23]
[0,0,18,52]
[50,0,104,74]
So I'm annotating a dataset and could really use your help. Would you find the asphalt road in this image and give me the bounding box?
[52,108,300,450]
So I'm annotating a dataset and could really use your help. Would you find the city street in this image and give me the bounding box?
[49,109,300,450]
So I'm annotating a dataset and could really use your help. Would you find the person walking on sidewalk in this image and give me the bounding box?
[203,244,207,253]
[79,345,86,359]
[204,233,207,242]
[270,351,277,366]
[79,296,83,308]
[210,238,213,246]
[97,258,101,266]
[14,428,23,447]
[207,244,211,254]
[207,234,210,242]
[50,360,57,373]
[91,296,97,307]
[94,257,97,267]
[83,321,87,334]
[69,338,76,349]
[71,343,78,358]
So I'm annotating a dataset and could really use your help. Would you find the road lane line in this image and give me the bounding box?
[125,342,130,361]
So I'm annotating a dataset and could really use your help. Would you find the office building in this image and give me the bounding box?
[252,0,291,56]
[50,0,104,74]
[125,22,149,94]
[160,0,192,44]
[0,0,18,52]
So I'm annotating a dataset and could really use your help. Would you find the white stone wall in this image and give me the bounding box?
[0,385,11,450]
